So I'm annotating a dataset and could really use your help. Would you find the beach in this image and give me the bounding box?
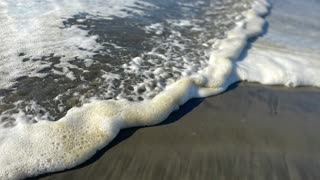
[1,0,320,178]
[39,0,320,178]
[39,83,320,180]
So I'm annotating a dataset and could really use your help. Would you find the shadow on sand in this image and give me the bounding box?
[30,97,203,179]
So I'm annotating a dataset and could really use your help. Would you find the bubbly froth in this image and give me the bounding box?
[0,0,273,179]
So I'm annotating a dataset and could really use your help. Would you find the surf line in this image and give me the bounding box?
[0,0,270,179]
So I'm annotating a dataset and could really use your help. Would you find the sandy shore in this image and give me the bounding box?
[36,83,320,180]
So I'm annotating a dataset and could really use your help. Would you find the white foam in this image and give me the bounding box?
[0,0,272,179]
[236,0,320,87]
[236,42,320,87]
[0,0,149,87]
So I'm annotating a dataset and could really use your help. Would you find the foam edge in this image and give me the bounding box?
[0,0,270,179]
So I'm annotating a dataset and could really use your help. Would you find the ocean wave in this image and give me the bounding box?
[0,0,271,179]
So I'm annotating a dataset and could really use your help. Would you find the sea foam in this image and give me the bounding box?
[237,43,320,87]
[0,0,248,124]
[0,0,150,88]
[237,0,320,87]
[0,0,272,179]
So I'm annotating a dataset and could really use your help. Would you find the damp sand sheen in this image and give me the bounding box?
[0,0,320,179]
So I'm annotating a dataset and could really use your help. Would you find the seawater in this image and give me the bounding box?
[236,0,320,86]
[0,0,251,124]
[0,0,319,179]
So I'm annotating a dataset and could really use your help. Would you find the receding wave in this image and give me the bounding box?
[0,0,250,125]
[0,0,273,179]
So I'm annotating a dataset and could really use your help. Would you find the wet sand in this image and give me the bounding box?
[38,83,320,180]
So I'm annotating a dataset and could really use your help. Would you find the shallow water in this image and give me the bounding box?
[236,0,320,87]
[0,0,250,126]
[0,0,320,179]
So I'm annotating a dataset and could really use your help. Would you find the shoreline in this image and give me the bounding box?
[39,83,320,179]
[2,0,320,179]
[1,1,272,178]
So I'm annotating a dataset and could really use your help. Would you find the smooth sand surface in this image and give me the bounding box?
[38,83,320,180]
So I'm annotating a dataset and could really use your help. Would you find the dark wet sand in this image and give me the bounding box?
[40,83,320,180]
